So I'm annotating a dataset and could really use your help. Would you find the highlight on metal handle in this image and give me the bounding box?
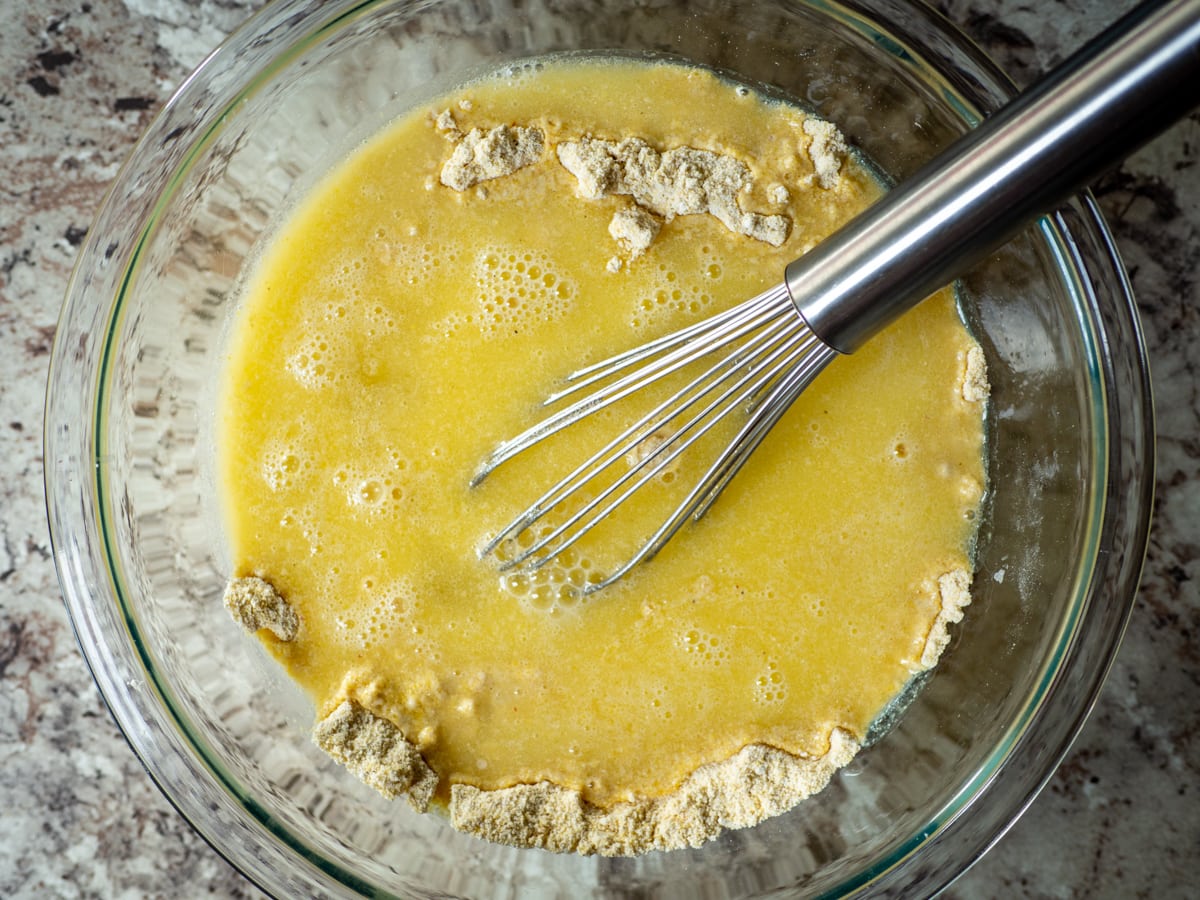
[787,0,1200,354]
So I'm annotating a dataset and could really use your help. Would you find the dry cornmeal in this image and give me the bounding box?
[218,57,987,855]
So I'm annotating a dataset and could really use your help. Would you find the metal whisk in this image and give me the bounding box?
[473,0,1200,592]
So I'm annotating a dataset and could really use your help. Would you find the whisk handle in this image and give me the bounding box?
[786,0,1200,355]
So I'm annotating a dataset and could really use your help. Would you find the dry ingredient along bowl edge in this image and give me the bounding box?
[43,0,1154,897]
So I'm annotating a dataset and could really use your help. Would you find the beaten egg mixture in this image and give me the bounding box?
[218,57,987,854]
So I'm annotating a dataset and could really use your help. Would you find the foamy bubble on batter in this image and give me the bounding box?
[321,300,350,324]
[275,504,325,558]
[473,246,575,339]
[286,332,343,390]
[629,257,719,331]
[752,660,787,705]
[352,576,432,654]
[645,684,675,722]
[363,301,399,338]
[330,256,366,291]
[498,565,594,613]
[324,573,441,659]
[334,449,413,517]
[678,627,730,667]
[493,529,599,613]
[382,238,463,294]
[428,310,475,341]
[260,437,313,492]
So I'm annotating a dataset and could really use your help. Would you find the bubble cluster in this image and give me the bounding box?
[260,437,312,492]
[320,255,368,305]
[320,573,447,663]
[493,527,599,613]
[752,660,787,705]
[361,578,423,651]
[332,448,413,519]
[678,627,730,667]
[428,309,474,341]
[361,301,399,340]
[645,684,674,722]
[473,246,575,338]
[628,253,722,330]
[276,504,325,558]
[286,333,342,390]
[387,240,462,289]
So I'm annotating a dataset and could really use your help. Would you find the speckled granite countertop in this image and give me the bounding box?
[2,0,1196,896]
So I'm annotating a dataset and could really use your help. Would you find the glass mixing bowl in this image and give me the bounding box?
[45,0,1153,896]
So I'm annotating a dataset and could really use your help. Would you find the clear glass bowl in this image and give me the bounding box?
[45,0,1153,896]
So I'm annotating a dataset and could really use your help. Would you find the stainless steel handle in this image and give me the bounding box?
[785,0,1200,354]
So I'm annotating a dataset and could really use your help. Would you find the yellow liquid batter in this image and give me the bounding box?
[219,59,986,827]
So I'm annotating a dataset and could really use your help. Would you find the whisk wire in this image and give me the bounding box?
[500,316,822,572]
[471,284,795,486]
[691,342,836,520]
[475,280,841,590]
[582,338,836,593]
[547,284,794,403]
[481,291,802,563]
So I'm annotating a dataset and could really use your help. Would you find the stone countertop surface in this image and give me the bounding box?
[1,0,1196,896]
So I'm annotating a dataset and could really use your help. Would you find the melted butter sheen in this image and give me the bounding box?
[218,59,986,808]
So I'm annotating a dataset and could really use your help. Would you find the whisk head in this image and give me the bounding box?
[471,281,838,593]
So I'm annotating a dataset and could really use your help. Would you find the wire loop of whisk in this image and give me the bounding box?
[473,282,837,592]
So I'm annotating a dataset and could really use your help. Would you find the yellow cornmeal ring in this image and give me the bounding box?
[219,61,985,813]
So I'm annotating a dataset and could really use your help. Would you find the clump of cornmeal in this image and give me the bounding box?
[218,57,987,855]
